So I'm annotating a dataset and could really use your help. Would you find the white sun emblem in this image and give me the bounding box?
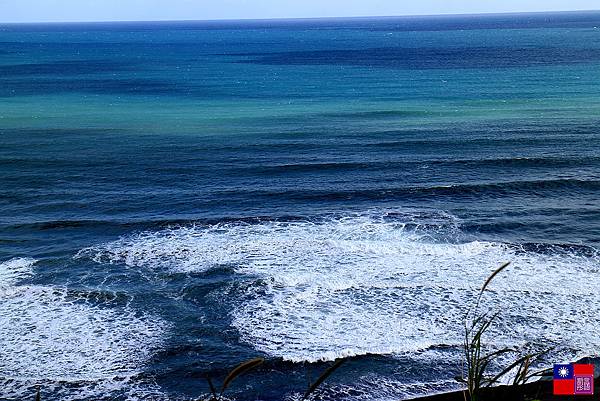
[559,367,570,377]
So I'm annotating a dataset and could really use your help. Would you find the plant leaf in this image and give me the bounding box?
[480,262,510,297]
[480,348,514,362]
[513,355,531,385]
[303,359,346,400]
[220,358,264,396]
[486,353,533,387]
[525,367,553,380]
[206,375,217,399]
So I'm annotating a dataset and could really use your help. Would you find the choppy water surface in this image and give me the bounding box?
[1,11,600,401]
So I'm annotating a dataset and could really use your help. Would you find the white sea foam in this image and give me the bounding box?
[0,258,167,401]
[80,212,600,364]
[284,375,462,401]
[0,257,36,287]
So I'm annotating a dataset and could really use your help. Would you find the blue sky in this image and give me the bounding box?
[0,0,598,23]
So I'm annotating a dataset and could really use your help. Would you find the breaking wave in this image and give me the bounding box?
[79,211,600,364]
[0,257,168,401]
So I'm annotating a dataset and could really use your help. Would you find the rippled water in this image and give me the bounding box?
[1,11,600,401]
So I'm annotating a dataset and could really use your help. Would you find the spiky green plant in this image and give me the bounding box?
[458,262,552,401]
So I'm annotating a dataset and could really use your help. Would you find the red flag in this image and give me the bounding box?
[554,363,594,395]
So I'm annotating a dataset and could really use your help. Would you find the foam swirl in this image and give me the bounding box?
[0,258,167,400]
[79,212,600,364]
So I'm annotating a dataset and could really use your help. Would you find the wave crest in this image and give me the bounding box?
[79,212,600,363]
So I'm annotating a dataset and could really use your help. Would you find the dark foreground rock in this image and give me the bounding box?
[414,377,600,401]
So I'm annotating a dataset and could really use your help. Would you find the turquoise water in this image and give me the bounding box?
[1,12,600,401]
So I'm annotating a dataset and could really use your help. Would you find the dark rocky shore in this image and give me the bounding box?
[413,358,600,401]
[415,379,597,401]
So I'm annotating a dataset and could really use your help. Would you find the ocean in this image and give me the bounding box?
[1,11,600,401]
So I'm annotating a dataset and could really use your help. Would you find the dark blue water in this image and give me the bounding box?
[1,11,600,401]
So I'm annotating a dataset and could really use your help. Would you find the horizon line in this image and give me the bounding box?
[1,9,600,25]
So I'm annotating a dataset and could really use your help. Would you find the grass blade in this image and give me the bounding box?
[480,348,514,364]
[220,358,264,396]
[513,355,531,386]
[303,359,346,400]
[479,262,510,297]
[524,367,553,381]
[206,375,217,400]
[487,353,533,386]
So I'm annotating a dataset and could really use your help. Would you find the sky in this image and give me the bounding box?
[0,0,598,23]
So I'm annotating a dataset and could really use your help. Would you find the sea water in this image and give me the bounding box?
[1,11,600,400]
